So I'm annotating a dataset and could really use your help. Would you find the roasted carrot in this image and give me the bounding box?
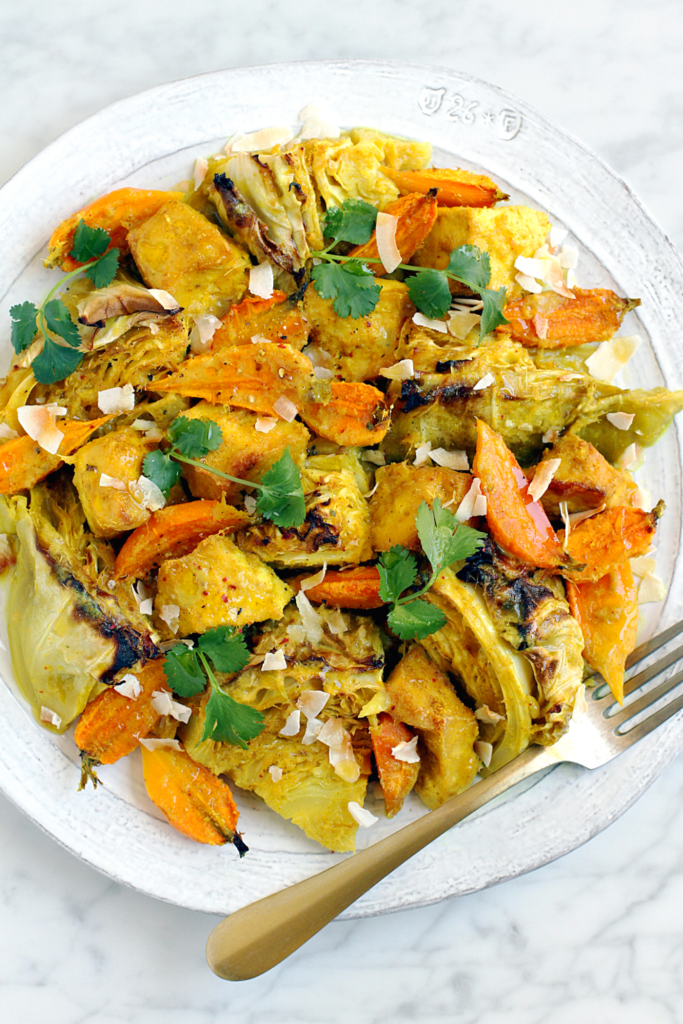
[114,500,252,579]
[370,712,420,817]
[46,188,184,271]
[212,291,309,350]
[141,744,241,847]
[301,381,390,446]
[74,658,170,767]
[154,341,313,414]
[472,419,566,569]
[349,192,438,274]
[566,562,639,704]
[290,566,384,609]
[561,505,660,583]
[499,288,641,349]
[382,167,508,208]
[0,415,111,495]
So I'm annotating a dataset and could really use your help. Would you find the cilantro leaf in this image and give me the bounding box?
[31,338,84,385]
[86,247,120,288]
[201,686,265,748]
[142,449,182,497]
[168,415,224,458]
[163,646,206,697]
[9,301,38,353]
[198,626,250,675]
[387,599,447,641]
[43,299,81,348]
[446,245,491,292]
[406,268,451,320]
[311,260,381,319]
[480,287,509,337]
[416,498,487,583]
[323,199,378,245]
[256,447,306,528]
[378,546,418,604]
[70,219,110,262]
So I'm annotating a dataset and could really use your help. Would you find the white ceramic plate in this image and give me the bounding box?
[1,61,682,919]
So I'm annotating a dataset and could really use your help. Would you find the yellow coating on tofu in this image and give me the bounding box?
[127,200,251,315]
[72,427,156,539]
[154,533,292,634]
[370,462,474,552]
[178,402,310,503]
[412,205,551,299]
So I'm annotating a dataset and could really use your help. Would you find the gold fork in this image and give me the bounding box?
[206,619,683,980]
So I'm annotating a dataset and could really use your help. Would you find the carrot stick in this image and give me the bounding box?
[114,500,252,579]
[349,192,438,274]
[499,288,641,348]
[289,566,384,609]
[0,415,111,494]
[382,167,508,208]
[370,712,420,817]
[566,562,639,703]
[212,291,309,350]
[472,418,566,569]
[301,381,390,446]
[561,505,659,582]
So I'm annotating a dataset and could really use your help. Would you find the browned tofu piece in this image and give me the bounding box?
[178,402,310,502]
[386,645,479,809]
[73,427,156,538]
[155,534,292,635]
[370,462,474,552]
[128,200,251,315]
[412,206,550,300]
[303,279,414,381]
[530,433,637,517]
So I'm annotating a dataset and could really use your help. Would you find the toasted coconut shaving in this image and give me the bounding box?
[376,212,402,273]
[413,311,448,334]
[430,447,469,471]
[114,674,141,699]
[391,736,420,763]
[347,801,378,827]
[279,709,301,736]
[297,689,330,720]
[380,359,414,381]
[586,335,641,383]
[528,458,562,502]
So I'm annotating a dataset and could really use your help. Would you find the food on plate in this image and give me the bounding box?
[1,109,680,855]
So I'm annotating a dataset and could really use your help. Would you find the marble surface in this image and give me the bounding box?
[2,1,683,1020]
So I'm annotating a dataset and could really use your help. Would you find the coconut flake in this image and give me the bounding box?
[585,335,641,383]
[151,690,192,723]
[295,590,324,644]
[244,495,258,514]
[272,396,298,422]
[193,157,208,191]
[17,405,64,455]
[617,443,641,470]
[255,417,278,433]
[40,706,62,728]
[268,765,283,782]
[114,673,141,699]
[146,289,180,310]
[606,411,636,431]
[413,441,432,467]
[548,225,569,251]
[391,736,420,763]
[362,450,386,466]
[632,485,653,512]
[326,609,348,635]
[412,311,448,334]
[313,366,334,381]
[250,333,271,345]
[376,212,402,274]
[300,563,327,593]
[448,310,481,340]
[249,261,274,299]
[159,604,180,633]
[567,503,606,526]
[298,690,330,720]
[347,801,378,828]
[303,344,334,370]
[638,572,667,604]
[528,458,562,503]
[473,373,495,391]
[0,423,18,439]
[230,126,295,152]
[430,447,469,471]
[302,717,324,745]
[515,272,543,294]
[542,427,560,444]
[279,709,301,736]
[262,649,287,671]
[474,740,493,768]
[559,500,571,551]
[130,475,166,511]
[99,473,128,491]
[630,555,657,577]
[533,314,549,340]
[97,383,135,416]
[456,477,485,522]
[139,598,153,616]
[474,704,505,724]
[190,314,222,353]
[379,359,414,381]
[298,102,340,140]
[139,738,182,752]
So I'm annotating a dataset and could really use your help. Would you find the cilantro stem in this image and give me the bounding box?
[171,450,268,494]
[198,649,219,691]
[312,250,476,293]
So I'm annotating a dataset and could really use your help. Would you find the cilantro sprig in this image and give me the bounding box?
[379,498,487,640]
[310,199,508,340]
[163,626,263,748]
[142,415,307,528]
[9,220,120,385]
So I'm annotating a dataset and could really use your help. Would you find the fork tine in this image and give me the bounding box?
[626,618,683,669]
[623,642,683,700]
[612,687,683,749]
[609,666,683,728]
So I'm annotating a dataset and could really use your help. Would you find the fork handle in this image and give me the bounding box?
[206,744,556,980]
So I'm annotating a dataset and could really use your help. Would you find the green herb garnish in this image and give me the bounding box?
[142,415,306,528]
[378,498,487,640]
[9,220,120,385]
[163,627,262,748]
